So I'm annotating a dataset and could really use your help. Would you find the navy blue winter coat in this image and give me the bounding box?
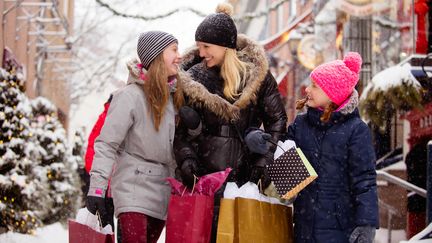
[287,91,379,243]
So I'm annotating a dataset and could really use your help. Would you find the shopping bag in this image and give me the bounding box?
[165,168,231,243]
[268,145,318,200]
[235,197,293,243]
[165,194,214,243]
[68,219,115,243]
[216,182,293,243]
[216,198,236,243]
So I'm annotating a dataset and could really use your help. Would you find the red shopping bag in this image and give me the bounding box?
[68,219,115,243]
[165,168,232,243]
[166,194,214,243]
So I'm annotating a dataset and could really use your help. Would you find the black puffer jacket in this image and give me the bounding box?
[175,34,287,184]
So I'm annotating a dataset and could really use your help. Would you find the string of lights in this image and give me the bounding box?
[95,0,290,22]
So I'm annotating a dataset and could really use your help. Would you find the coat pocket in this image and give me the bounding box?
[136,165,163,176]
[134,163,170,215]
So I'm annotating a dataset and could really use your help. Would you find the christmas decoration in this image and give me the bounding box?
[0,67,80,233]
[0,67,41,233]
[415,0,429,54]
[70,127,87,207]
[95,0,291,22]
[360,80,423,130]
[29,97,80,225]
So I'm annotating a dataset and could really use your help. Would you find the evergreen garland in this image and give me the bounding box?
[360,79,423,130]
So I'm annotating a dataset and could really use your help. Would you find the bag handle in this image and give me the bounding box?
[267,139,286,153]
[95,211,103,230]
[257,179,263,193]
[181,175,199,196]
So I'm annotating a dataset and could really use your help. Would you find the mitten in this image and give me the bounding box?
[245,129,272,155]
[180,158,199,188]
[349,226,376,243]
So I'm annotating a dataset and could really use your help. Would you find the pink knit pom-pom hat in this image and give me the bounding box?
[310,52,362,105]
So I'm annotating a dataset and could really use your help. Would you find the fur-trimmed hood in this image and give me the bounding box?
[336,89,359,115]
[126,58,145,85]
[179,34,269,122]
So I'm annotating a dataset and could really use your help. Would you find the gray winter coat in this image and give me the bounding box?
[89,59,177,220]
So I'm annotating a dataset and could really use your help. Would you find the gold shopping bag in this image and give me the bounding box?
[236,198,293,243]
[216,198,236,243]
[216,197,293,243]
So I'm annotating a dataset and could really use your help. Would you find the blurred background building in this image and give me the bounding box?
[231,0,431,240]
[1,0,74,128]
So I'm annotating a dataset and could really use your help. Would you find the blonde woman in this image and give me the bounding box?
[87,31,184,243]
[174,3,287,242]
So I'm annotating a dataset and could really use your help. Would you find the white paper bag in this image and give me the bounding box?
[223,182,283,205]
[75,207,113,234]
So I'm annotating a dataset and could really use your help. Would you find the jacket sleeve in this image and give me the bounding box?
[88,91,135,195]
[253,72,288,166]
[173,120,199,166]
[348,121,379,227]
[286,118,298,141]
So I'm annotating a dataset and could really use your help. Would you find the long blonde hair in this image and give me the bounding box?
[143,54,184,131]
[220,48,248,100]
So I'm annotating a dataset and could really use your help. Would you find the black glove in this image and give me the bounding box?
[245,129,272,155]
[86,196,112,227]
[349,226,376,243]
[249,166,271,189]
[180,159,198,188]
[179,106,201,130]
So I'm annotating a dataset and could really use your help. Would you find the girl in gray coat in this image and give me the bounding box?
[86,31,184,243]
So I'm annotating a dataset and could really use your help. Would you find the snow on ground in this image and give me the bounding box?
[0,222,166,243]
[0,224,411,243]
[375,228,407,243]
[0,223,68,243]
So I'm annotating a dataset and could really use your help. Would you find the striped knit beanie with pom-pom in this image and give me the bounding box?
[137,31,177,70]
[195,3,237,49]
[310,52,362,105]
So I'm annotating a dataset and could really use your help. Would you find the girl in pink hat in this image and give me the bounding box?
[287,52,379,243]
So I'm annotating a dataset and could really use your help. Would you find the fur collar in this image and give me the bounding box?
[180,34,269,122]
[337,89,359,115]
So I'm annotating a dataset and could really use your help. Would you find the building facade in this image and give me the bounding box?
[1,0,74,127]
[233,0,428,238]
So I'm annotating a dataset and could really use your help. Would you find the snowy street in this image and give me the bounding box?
[0,223,409,243]
[1,0,432,242]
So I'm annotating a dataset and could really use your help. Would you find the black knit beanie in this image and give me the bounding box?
[137,31,178,70]
[195,3,237,49]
